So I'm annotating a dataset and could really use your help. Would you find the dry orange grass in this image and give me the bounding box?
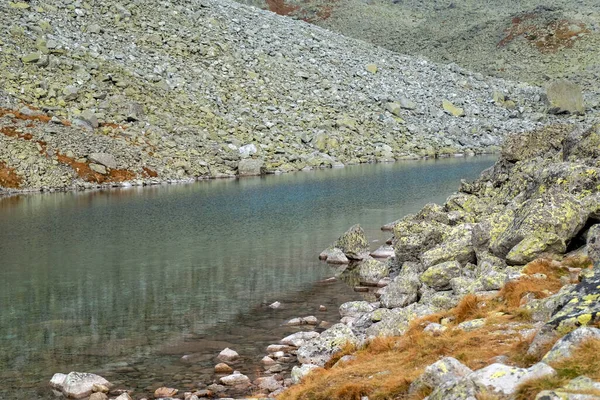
[279,259,583,400]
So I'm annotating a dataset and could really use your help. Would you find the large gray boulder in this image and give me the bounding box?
[469,362,556,396]
[490,190,588,265]
[88,153,117,170]
[409,357,472,395]
[420,225,475,268]
[379,270,420,308]
[392,220,448,263]
[334,224,370,260]
[420,260,461,290]
[542,327,600,364]
[546,80,585,115]
[50,372,112,399]
[238,158,265,176]
[356,257,389,285]
[296,324,358,367]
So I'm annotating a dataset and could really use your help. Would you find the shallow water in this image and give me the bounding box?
[0,157,495,398]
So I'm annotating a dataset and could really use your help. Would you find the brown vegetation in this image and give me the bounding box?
[498,13,589,53]
[56,153,137,183]
[0,162,22,189]
[280,259,592,400]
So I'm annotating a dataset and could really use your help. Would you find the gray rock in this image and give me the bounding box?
[281,331,321,347]
[88,153,117,170]
[339,301,376,318]
[296,323,358,366]
[238,158,265,176]
[380,270,420,308]
[542,327,600,363]
[220,371,250,386]
[334,224,370,260]
[420,260,461,290]
[291,364,319,384]
[587,224,600,263]
[547,80,585,115]
[469,362,556,396]
[57,372,112,399]
[217,348,239,362]
[409,357,472,394]
[356,257,389,285]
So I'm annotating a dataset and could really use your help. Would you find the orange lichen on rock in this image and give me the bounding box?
[0,162,22,189]
[56,153,136,183]
[498,13,589,53]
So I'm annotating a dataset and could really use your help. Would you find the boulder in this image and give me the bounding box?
[490,190,588,265]
[217,348,240,362]
[281,331,321,347]
[546,80,585,115]
[370,245,395,259]
[325,248,349,264]
[393,220,448,263]
[366,303,433,337]
[296,323,358,366]
[339,301,376,318]
[57,372,112,399]
[420,260,461,290]
[409,357,472,394]
[379,270,420,308]
[587,224,600,263]
[469,362,556,396]
[291,364,320,384]
[88,153,117,170]
[421,225,475,268]
[238,158,265,176]
[356,257,389,285]
[154,387,178,398]
[334,224,370,260]
[542,327,600,363]
[442,99,465,117]
[214,363,233,374]
[220,371,250,386]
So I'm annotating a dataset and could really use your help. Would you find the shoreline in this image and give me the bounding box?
[0,152,497,198]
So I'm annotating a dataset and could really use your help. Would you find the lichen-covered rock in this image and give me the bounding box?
[366,303,433,337]
[456,318,486,332]
[380,270,420,308]
[334,224,370,260]
[392,220,448,263]
[296,323,359,366]
[490,190,588,265]
[339,301,377,318]
[356,257,389,285]
[469,362,556,396]
[421,225,475,268]
[427,377,481,400]
[586,224,600,263]
[324,248,350,265]
[291,364,320,384]
[281,331,321,347]
[238,158,265,176]
[421,260,461,290]
[542,327,600,363]
[502,124,571,163]
[409,357,472,395]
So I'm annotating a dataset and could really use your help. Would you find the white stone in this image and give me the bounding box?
[217,347,240,362]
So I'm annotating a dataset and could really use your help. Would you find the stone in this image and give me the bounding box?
[88,153,117,170]
[220,371,250,386]
[238,158,265,176]
[356,257,389,285]
[469,362,556,396]
[339,301,376,318]
[281,331,320,347]
[49,373,67,390]
[456,318,486,332]
[547,80,585,115]
[296,323,358,366]
[92,384,109,393]
[60,372,112,399]
[423,322,448,336]
[256,376,281,392]
[22,52,41,63]
[334,224,370,260]
[89,393,108,400]
[380,270,420,308]
[421,226,475,268]
[114,394,132,400]
[542,327,600,363]
[325,248,349,264]
[291,364,319,384]
[370,245,395,259]
[365,64,378,74]
[442,99,465,117]
[261,356,276,366]
[89,163,107,175]
[238,144,257,157]
[587,224,600,263]
[409,357,472,394]
[420,260,461,290]
[269,301,282,309]
[154,387,178,398]
[214,363,233,373]
[217,348,239,362]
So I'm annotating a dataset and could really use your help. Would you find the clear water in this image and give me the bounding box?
[0,156,495,398]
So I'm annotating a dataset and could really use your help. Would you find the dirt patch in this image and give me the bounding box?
[0,162,22,189]
[142,167,158,178]
[56,153,137,183]
[265,0,299,16]
[498,12,589,53]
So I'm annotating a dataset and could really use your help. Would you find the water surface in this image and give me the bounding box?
[0,157,495,398]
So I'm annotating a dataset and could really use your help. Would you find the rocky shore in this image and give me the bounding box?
[277,123,600,399]
[0,0,592,194]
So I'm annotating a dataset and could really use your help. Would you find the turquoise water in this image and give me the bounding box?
[0,156,495,398]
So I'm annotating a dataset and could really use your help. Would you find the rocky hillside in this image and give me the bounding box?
[281,123,600,399]
[240,0,600,106]
[0,0,574,194]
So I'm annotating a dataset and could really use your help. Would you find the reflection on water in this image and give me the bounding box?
[0,157,495,398]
